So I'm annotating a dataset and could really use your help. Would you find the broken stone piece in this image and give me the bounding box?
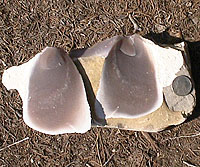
[2,47,91,135]
[96,36,163,119]
[2,34,196,134]
[163,65,196,114]
[75,34,196,132]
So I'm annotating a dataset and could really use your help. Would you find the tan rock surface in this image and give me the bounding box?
[106,102,184,132]
[79,56,105,95]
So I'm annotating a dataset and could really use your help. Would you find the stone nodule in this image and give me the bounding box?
[2,47,91,135]
[2,35,196,134]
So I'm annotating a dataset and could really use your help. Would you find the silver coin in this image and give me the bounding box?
[172,75,193,96]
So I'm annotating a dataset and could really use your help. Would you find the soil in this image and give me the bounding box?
[0,0,200,166]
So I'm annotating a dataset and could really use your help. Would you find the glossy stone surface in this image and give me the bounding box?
[2,47,91,135]
[76,35,196,132]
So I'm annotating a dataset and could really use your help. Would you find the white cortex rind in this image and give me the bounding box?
[140,36,184,88]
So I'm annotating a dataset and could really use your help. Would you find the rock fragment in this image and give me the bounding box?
[2,47,91,135]
[75,34,196,132]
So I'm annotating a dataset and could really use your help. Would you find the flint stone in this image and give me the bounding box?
[77,38,196,132]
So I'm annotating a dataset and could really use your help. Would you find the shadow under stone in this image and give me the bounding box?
[186,41,200,122]
[72,59,107,126]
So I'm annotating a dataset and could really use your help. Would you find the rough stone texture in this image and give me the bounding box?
[164,65,196,114]
[106,102,184,132]
[79,57,105,94]
[78,41,196,132]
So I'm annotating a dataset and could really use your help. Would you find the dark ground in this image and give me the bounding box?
[0,0,200,166]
